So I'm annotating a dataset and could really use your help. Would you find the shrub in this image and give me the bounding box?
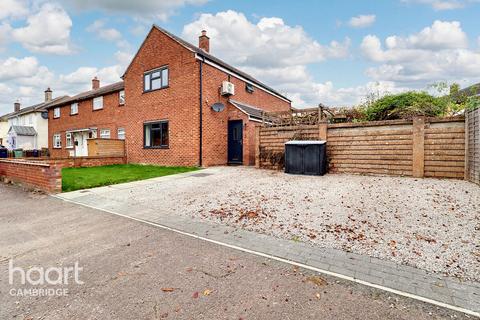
[363,91,447,121]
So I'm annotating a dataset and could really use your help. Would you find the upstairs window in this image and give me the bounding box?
[93,96,103,110]
[71,103,78,115]
[53,107,60,119]
[144,121,169,148]
[144,67,169,92]
[119,90,125,105]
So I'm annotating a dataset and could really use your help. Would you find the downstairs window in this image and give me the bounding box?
[144,121,169,148]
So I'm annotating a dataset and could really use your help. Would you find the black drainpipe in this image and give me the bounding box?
[199,56,204,167]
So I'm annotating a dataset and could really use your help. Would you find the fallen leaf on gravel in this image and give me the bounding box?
[161,288,175,292]
[192,292,199,299]
[307,276,328,287]
[315,293,321,299]
[203,289,213,296]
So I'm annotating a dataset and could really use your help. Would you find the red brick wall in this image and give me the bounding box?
[201,63,291,166]
[0,156,126,193]
[123,27,201,166]
[0,159,62,193]
[48,90,126,158]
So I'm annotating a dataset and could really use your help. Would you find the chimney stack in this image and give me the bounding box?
[44,87,52,102]
[92,76,100,90]
[199,30,210,52]
[14,101,20,112]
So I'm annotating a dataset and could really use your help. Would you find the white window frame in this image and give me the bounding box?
[117,127,125,140]
[53,133,61,148]
[93,96,104,110]
[66,132,73,148]
[70,103,78,115]
[100,129,110,139]
[53,107,60,119]
[119,90,125,105]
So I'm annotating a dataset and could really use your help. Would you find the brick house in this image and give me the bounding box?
[48,25,291,166]
[47,79,125,158]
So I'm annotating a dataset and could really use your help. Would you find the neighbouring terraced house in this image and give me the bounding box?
[46,25,291,166]
[0,89,68,150]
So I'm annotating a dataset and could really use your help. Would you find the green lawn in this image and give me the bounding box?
[62,164,199,192]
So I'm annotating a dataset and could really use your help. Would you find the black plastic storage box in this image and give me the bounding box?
[285,140,327,176]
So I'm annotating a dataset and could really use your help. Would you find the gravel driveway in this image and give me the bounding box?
[72,167,480,281]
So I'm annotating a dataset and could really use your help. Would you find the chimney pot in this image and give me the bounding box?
[199,30,210,52]
[44,87,52,102]
[14,102,20,113]
[92,77,100,90]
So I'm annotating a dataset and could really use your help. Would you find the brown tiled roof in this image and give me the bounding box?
[123,25,290,102]
[45,81,124,109]
[2,95,70,119]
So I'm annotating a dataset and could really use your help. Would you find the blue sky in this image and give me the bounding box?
[0,0,479,114]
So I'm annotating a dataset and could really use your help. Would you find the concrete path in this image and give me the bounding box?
[56,169,480,317]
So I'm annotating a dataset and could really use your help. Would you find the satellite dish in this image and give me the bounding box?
[41,111,49,119]
[211,102,225,112]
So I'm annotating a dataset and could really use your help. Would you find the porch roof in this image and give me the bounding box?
[229,99,264,121]
[10,125,37,136]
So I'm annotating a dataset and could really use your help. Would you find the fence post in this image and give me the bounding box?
[318,120,328,141]
[255,125,261,168]
[412,117,425,178]
[465,110,469,181]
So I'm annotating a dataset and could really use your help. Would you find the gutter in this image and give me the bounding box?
[199,55,204,167]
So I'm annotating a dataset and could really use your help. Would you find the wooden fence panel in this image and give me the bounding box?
[257,117,467,179]
[466,108,480,185]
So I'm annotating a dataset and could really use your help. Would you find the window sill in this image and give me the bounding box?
[66,146,74,149]
[143,86,169,94]
[53,147,62,149]
[143,146,169,149]
[53,117,60,119]
[92,108,104,112]
[70,113,78,116]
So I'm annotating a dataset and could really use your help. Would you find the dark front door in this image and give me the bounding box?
[228,120,243,164]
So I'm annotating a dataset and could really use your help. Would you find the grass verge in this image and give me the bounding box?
[62,164,199,192]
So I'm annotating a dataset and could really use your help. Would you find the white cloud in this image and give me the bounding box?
[11,3,74,55]
[183,11,350,69]
[0,56,40,81]
[0,0,29,20]
[402,0,480,10]
[64,0,208,21]
[182,10,351,107]
[86,20,122,42]
[349,15,376,28]
[361,20,480,86]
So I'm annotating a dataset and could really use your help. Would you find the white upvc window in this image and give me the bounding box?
[71,103,78,115]
[119,90,125,105]
[100,129,110,139]
[66,132,73,148]
[93,96,103,110]
[53,133,61,148]
[117,127,125,140]
[53,107,60,118]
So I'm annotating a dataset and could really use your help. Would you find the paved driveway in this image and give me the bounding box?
[1,183,469,319]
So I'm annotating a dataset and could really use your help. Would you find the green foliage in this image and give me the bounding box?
[362,91,447,121]
[62,164,199,192]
